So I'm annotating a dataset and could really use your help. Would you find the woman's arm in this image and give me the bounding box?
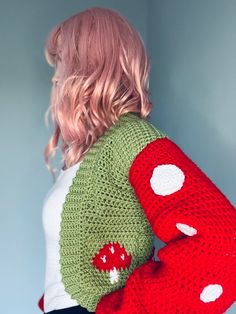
[96,137,236,314]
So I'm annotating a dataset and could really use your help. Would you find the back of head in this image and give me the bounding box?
[43,7,152,180]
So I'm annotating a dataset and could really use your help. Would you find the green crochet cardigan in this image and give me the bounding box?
[59,112,168,312]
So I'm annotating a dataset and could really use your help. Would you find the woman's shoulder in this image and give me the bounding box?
[107,113,169,174]
[111,112,169,154]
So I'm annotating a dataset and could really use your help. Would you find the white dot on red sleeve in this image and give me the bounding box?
[150,164,185,196]
[176,223,197,236]
[200,284,223,303]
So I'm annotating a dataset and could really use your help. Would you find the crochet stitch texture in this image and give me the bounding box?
[59,112,167,311]
[39,112,236,313]
[95,114,236,314]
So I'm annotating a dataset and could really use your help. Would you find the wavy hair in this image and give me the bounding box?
[44,7,152,182]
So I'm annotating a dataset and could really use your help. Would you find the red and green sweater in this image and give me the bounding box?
[38,112,236,313]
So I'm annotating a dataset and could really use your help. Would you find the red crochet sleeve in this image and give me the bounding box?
[95,137,236,314]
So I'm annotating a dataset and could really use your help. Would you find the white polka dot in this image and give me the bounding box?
[200,284,223,303]
[150,164,185,196]
[176,223,197,236]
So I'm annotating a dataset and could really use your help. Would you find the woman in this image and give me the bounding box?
[38,6,236,314]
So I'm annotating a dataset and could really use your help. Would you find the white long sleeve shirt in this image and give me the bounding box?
[42,160,83,313]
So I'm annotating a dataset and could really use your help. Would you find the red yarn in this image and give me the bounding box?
[38,293,44,312]
[96,137,236,313]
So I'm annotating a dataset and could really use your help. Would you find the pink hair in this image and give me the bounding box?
[44,7,152,182]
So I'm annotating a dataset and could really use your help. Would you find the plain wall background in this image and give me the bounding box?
[0,1,235,313]
[149,1,236,313]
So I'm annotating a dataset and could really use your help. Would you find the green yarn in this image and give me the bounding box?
[59,112,168,312]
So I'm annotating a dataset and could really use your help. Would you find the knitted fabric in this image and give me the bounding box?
[38,112,236,313]
[58,112,168,312]
[95,129,236,313]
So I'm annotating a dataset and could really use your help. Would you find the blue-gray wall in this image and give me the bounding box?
[148,1,236,312]
[0,1,235,313]
[0,1,147,314]
[148,0,236,204]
